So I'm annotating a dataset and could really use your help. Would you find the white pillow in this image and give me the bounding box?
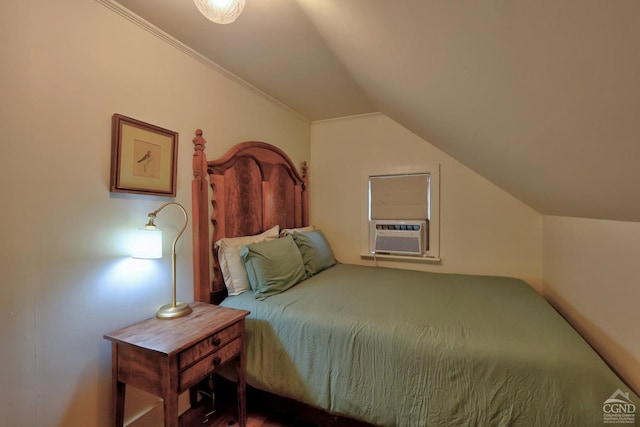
[215,225,280,295]
[279,225,315,237]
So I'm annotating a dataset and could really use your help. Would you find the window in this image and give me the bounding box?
[369,174,429,221]
[362,164,440,261]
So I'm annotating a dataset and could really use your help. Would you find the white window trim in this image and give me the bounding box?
[360,164,440,263]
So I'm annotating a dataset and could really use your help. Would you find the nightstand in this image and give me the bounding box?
[104,302,250,427]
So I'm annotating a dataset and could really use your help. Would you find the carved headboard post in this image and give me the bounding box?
[209,172,227,302]
[192,129,211,303]
[301,161,309,227]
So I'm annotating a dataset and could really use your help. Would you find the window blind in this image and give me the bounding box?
[369,173,429,220]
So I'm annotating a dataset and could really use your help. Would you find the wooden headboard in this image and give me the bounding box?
[192,129,309,304]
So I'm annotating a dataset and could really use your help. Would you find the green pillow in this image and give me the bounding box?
[292,230,337,276]
[240,235,306,299]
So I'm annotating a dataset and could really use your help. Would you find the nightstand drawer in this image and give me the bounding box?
[179,337,242,391]
[179,321,243,369]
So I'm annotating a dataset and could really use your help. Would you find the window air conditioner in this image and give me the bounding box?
[369,220,427,256]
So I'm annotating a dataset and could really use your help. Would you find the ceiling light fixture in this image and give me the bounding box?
[194,0,245,25]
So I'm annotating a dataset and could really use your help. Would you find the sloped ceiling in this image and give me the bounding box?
[113,0,640,222]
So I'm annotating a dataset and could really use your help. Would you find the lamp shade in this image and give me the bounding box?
[132,225,162,259]
[194,0,245,24]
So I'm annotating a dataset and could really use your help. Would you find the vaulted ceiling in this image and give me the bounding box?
[115,0,640,222]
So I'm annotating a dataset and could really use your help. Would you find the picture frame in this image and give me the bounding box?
[110,114,178,197]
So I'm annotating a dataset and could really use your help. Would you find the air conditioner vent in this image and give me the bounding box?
[369,220,427,256]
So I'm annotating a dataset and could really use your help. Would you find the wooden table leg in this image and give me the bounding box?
[112,343,125,427]
[236,354,247,427]
[163,393,179,427]
[162,358,180,427]
[114,381,125,427]
[189,387,199,409]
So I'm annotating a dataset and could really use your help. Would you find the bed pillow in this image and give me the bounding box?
[292,229,337,276]
[215,225,280,295]
[240,235,306,300]
[279,225,315,237]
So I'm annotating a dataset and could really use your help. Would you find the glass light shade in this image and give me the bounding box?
[132,226,162,259]
[194,0,245,24]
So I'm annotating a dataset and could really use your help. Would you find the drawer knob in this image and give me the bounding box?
[213,357,222,366]
[212,337,221,346]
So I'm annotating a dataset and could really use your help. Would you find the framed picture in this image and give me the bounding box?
[110,114,178,197]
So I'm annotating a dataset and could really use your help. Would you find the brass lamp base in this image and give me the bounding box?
[156,302,193,319]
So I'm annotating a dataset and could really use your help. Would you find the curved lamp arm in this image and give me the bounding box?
[145,202,192,319]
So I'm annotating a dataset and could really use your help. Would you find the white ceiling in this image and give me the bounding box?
[115,0,640,222]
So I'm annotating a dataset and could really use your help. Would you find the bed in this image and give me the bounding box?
[191,130,638,426]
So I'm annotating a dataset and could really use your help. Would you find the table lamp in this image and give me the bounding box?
[132,202,193,319]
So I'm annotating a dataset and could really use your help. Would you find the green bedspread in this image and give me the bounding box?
[221,264,638,426]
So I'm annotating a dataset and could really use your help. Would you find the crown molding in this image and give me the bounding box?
[95,0,309,123]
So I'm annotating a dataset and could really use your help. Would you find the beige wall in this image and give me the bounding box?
[0,0,309,426]
[310,113,542,287]
[543,216,640,394]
